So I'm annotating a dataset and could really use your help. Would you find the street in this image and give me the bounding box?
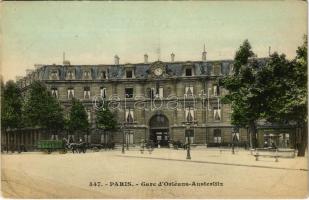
[1,148,308,198]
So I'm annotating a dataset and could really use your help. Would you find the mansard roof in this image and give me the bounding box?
[17,58,269,83]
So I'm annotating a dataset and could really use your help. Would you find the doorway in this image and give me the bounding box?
[149,114,169,147]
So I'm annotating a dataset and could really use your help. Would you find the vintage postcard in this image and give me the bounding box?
[0,1,308,199]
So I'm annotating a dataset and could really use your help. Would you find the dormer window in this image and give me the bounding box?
[126,70,133,78]
[185,68,192,76]
[67,70,75,80]
[213,64,221,76]
[51,70,58,80]
[84,71,90,79]
[100,71,107,79]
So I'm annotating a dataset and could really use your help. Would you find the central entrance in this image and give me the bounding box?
[149,114,169,147]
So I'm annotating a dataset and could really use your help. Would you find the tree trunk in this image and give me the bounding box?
[297,121,308,157]
[249,121,257,148]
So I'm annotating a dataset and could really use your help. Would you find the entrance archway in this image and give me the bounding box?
[149,114,169,147]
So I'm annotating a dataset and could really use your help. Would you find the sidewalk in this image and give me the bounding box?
[119,148,308,171]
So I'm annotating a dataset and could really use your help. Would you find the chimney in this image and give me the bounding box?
[171,53,175,62]
[15,76,23,81]
[144,54,148,64]
[34,64,43,70]
[62,52,70,65]
[26,69,33,75]
[114,55,120,65]
[202,44,207,62]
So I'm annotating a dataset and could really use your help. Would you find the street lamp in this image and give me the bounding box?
[186,122,191,160]
[126,130,130,150]
[122,123,126,154]
[232,127,239,154]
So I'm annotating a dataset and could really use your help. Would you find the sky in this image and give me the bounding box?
[0,1,307,81]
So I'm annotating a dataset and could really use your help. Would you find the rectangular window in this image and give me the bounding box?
[51,88,58,98]
[213,85,220,96]
[100,87,106,98]
[125,88,134,98]
[84,87,91,99]
[185,68,192,76]
[185,130,194,144]
[214,129,222,143]
[126,70,133,78]
[213,107,221,121]
[159,87,164,98]
[126,131,134,144]
[185,86,194,96]
[84,134,91,143]
[125,109,134,123]
[100,134,109,144]
[151,88,156,98]
[185,107,194,122]
[86,110,91,122]
[67,88,74,99]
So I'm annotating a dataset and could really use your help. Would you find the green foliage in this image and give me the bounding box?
[221,40,261,127]
[95,105,118,131]
[1,80,23,130]
[262,37,307,124]
[23,81,65,131]
[221,37,307,150]
[68,98,89,133]
[233,39,255,75]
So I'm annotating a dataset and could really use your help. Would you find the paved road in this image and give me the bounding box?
[1,149,308,198]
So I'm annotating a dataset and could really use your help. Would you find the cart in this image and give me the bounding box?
[37,140,67,154]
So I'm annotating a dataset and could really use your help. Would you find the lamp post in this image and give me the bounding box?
[122,123,126,154]
[186,122,191,160]
[232,127,239,154]
[126,130,130,151]
[125,107,133,151]
[103,127,107,151]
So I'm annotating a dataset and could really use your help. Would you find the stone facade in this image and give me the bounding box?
[14,55,295,148]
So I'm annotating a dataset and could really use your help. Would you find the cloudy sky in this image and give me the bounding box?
[1,1,307,81]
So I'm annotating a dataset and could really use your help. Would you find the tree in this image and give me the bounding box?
[1,80,23,152]
[260,37,307,156]
[95,104,118,145]
[222,37,308,155]
[23,81,65,136]
[68,98,89,141]
[220,40,262,148]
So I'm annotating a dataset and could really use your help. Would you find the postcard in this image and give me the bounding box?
[1,1,308,199]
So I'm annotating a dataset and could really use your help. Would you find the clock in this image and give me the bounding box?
[154,68,163,76]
